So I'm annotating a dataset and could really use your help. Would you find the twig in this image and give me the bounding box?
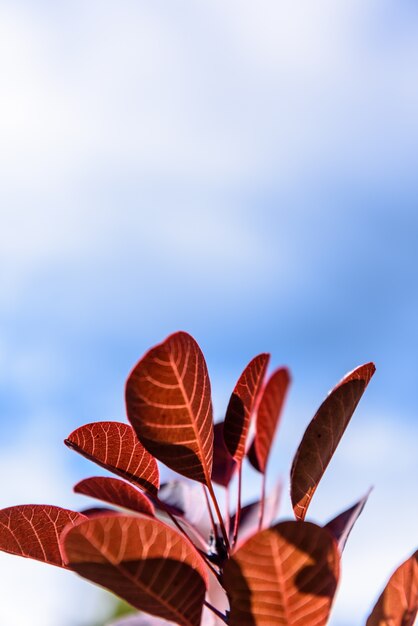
[204,600,228,624]
[232,463,242,547]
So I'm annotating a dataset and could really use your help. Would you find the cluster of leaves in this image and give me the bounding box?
[0,332,417,625]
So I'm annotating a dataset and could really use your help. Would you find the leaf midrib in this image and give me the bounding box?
[169,348,211,486]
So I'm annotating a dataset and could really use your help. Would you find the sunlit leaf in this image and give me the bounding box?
[74,476,155,517]
[0,505,85,568]
[125,332,214,486]
[366,550,418,626]
[223,520,340,626]
[325,488,371,552]
[211,421,236,488]
[291,362,375,520]
[62,514,208,626]
[248,367,290,473]
[223,353,270,464]
[65,421,159,496]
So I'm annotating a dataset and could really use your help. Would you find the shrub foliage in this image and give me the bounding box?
[0,331,417,625]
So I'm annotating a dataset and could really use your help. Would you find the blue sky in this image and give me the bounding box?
[1,2,418,625]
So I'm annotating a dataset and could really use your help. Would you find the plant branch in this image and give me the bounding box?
[225,485,231,538]
[203,485,218,541]
[207,481,230,552]
[204,600,228,624]
[232,463,242,547]
[258,471,267,531]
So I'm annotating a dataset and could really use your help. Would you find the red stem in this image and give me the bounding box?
[207,481,230,552]
[204,600,228,624]
[232,463,242,547]
[202,485,218,540]
[258,471,267,531]
[156,496,220,579]
[225,485,231,538]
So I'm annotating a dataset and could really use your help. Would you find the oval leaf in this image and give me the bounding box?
[62,514,208,626]
[291,362,375,520]
[125,332,214,486]
[325,488,371,552]
[223,520,340,626]
[223,353,270,464]
[0,505,85,568]
[366,550,418,626]
[74,476,155,517]
[65,421,159,496]
[248,367,290,473]
[211,421,236,488]
[81,507,120,517]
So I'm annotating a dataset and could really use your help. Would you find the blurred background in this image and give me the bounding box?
[1,1,418,625]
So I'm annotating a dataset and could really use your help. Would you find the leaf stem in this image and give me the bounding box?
[202,485,218,541]
[204,600,228,624]
[232,463,242,547]
[225,485,231,538]
[258,471,267,531]
[155,496,189,535]
[207,482,230,552]
[156,496,221,579]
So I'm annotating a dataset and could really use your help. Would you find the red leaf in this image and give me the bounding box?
[223,354,270,464]
[325,488,371,552]
[248,367,290,473]
[366,551,418,626]
[74,476,155,517]
[223,520,340,626]
[65,421,159,496]
[109,613,216,626]
[81,507,120,517]
[62,514,208,626]
[125,332,214,486]
[211,421,236,487]
[291,362,375,521]
[0,505,85,568]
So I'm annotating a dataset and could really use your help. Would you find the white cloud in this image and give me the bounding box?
[1,0,418,307]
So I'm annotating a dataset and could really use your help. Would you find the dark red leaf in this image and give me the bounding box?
[366,551,418,625]
[109,617,177,626]
[65,421,159,496]
[62,514,208,626]
[291,362,375,521]
[223,354,270,464]
[0,505,85,568]
[248,367,290,473]
[211,421,236,487]
[223,520,340,626]
[125,332,214,486]
[109,612,216,626]
[80,507,120,517]
[74,476,155,517]
[325,488,371,552]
